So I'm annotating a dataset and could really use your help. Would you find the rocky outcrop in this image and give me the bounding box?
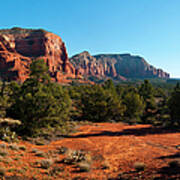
[0,27,75,82]
[0,28,170,83]
[70,51,170,80]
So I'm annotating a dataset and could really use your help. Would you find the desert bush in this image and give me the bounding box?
[48,166,64,176]
[35,150,46,157]
[63,149,91,165]
[0,127,15,142]
[13,157,20,161]
[46,150,57,158]
[77,161,91,172]
[19,145,26,151]
[56,146,68,154]
[30,148,39,153]
[0,148,8,156]
[0,143,6,149]
[0,118,21,142]
[8,144,19,151]
[0,167,6,177]
[2,157,12,164]
[35,139,46,146]
[101,160,110,169]
[39,159,53,169]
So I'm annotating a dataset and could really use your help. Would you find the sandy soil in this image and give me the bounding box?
[0,123,180,180]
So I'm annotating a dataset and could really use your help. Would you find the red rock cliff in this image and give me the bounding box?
[69,51,126,81]
[0,28,75,82]
[70,52,170,80]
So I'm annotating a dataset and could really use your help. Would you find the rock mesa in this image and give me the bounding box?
[0,27,75,82]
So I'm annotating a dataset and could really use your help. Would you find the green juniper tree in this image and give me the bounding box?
[168,83,180,126]
[103,79,117,96]
[138,80,157,123]
[8,59,72,136]
[123,91,145,124]
[79,84,126,122]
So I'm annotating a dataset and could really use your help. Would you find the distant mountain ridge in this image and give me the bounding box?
[69,51,170,80]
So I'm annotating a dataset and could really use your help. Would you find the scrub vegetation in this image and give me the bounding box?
[0,59,179,179]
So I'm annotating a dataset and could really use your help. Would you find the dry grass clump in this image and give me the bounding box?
[61,148,93,172]
[56,146,68,154]
[13,156,21,161]
[0,156,12,164]
[48,166,64,176]
[77,161,91,172]
[31,148,46,157]
[8,143,19,151]
[35,139,46,146]
[101,160,110,169]
[46,150,58,158]
[19,145,26,151]
[39,159,53,169]
[0,167,6,177]
[4,157,12,164]
[30,148,39,153]
[63,149,92,165]
[0,144,6,149]
[54,159,61,164]
[0,148,8,156]
[35,150,46,157]
[134,162,146,172]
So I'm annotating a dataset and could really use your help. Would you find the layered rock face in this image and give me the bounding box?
[0,28,170,83]
[0,28,75,82]
[69,51,118,78]
[70,51,170,80]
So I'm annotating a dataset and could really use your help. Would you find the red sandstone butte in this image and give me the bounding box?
[0,27,75,82]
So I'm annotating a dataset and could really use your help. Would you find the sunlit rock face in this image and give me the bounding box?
[0,27,170,83]
[70,52,170,80]
[0,27,75,82]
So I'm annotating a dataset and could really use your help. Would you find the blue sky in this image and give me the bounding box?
[0,0,180,78]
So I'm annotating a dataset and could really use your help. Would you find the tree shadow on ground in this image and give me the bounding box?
[158,165,180,178]
[63,126,180,138]
[156,152,180,179]
[157,152,180,160]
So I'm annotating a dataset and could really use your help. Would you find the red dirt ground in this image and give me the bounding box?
[0,123,180,180]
